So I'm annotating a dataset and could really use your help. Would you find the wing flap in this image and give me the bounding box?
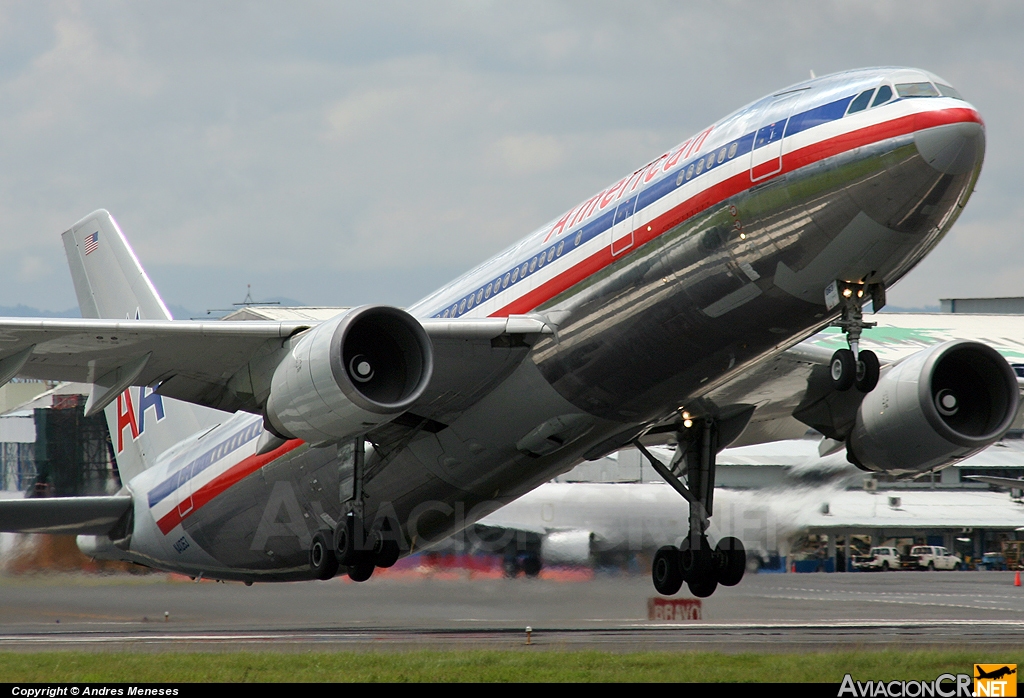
[0,496,132,535]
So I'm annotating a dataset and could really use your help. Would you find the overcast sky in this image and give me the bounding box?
[0,1,1021,314]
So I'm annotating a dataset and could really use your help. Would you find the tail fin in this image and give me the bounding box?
[62,211,223,485]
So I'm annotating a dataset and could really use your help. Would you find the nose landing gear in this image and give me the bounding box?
[828,280,884,393]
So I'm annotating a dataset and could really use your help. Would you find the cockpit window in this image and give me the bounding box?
[896,82,940,98]
[846,89,875,115]
[936,83,963,100]
[871,85,893,108]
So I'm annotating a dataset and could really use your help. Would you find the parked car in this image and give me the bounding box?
[901,545,962,570]
[852,547,902,571]
[979,552,1007,571]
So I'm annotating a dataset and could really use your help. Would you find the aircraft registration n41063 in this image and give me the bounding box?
[0,66,1011,599]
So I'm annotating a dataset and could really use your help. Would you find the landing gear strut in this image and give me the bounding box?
[635,418,745,598]
[828,280,883,393]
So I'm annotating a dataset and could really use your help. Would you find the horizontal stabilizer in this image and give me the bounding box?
[0,496,132,535]
[965,475,1024,489]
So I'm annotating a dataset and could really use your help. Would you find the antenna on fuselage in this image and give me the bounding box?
[809,69,816,79]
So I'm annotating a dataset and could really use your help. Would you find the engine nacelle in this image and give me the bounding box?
[540,529,594,566]
[847,340,1019,475]
[265,305,433,445]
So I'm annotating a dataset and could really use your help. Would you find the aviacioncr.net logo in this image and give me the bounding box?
[839,674,973,697]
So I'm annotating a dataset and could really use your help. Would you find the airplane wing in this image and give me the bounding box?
[0,496,132,535]
[0,315,551,418]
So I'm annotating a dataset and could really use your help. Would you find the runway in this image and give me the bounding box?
[2,569,1024,651]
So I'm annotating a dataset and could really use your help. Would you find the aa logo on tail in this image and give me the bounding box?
[975,664,1017,697]
[115,386,166,452]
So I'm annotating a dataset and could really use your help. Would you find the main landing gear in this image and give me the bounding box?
[308,436,404,583]
[634,418,745,598]
[828,281,884,394]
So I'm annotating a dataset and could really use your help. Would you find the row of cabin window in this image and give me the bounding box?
[442,239,569,318]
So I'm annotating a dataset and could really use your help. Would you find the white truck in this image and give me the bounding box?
[902,545,963,570]
[853,546,902,571]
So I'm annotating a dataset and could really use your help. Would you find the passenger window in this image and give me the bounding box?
[466,295,474,309]
[574,231,582,247]
[529,258,537,273]
[695,159,704,175]
[459,299,467,313]
[717,147,726,164]
[556,241,565,256]
[484,283,492,299]
[727,142,738,158]
[503,273,511,288]
[686,163,695,180]
[706,153,715,169]
[548,247,555,262]
[847,89,874,115]
[476,289,483,303]
[511,268,519,282]
[871,85,893,107]
[896,82,939,98]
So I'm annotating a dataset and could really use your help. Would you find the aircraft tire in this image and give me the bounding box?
[830,349,856,391]
[309,531,339,580]
[347,561,375,582]
[855,350,880,392]
[522,554,542,578]
[679,535,713,584]
[372,537,401,569]
[687,574,718,598]
[715,536,746,587]
[652,545,683,596]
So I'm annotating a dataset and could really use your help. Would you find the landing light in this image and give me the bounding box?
[683,419,693,428]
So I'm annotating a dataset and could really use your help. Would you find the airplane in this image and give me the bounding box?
[0,66,1011,599]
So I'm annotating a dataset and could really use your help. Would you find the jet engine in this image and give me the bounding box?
[540,530,594,566]
[264,305,433,445]
[847,340,1019,475]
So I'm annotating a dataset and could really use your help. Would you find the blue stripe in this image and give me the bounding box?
[147,420,264,508]
[432,91,866,319]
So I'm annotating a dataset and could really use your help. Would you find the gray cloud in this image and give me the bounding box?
[0,1,1020,312]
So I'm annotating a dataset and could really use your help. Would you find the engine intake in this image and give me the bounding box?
[265,306,433,444]
[847,340,1019,475]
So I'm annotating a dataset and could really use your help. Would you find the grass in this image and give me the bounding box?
[1,649,1020,682]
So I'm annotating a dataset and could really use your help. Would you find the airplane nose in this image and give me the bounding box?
[914,120,985,175]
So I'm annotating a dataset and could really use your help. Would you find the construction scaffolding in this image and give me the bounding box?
[31,395,119,497]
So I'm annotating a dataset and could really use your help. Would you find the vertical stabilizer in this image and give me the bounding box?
[62,210,223,485]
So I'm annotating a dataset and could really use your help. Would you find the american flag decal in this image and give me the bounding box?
[84,231,99,255]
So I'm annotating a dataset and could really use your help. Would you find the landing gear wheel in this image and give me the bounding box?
[652,546,683,596]
[830,349,856,391]
[347,561,374,582]
[687,574,718,598]
[521,554,542,578]
[372,536,401,569]
[334,515,358,566]
[309,531,338,580]
[855,350,880,393]
[714,537,746,587]
[680,535,717,597]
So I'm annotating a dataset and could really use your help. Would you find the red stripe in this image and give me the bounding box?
[490,106,981,317]
[156,439,304,535]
